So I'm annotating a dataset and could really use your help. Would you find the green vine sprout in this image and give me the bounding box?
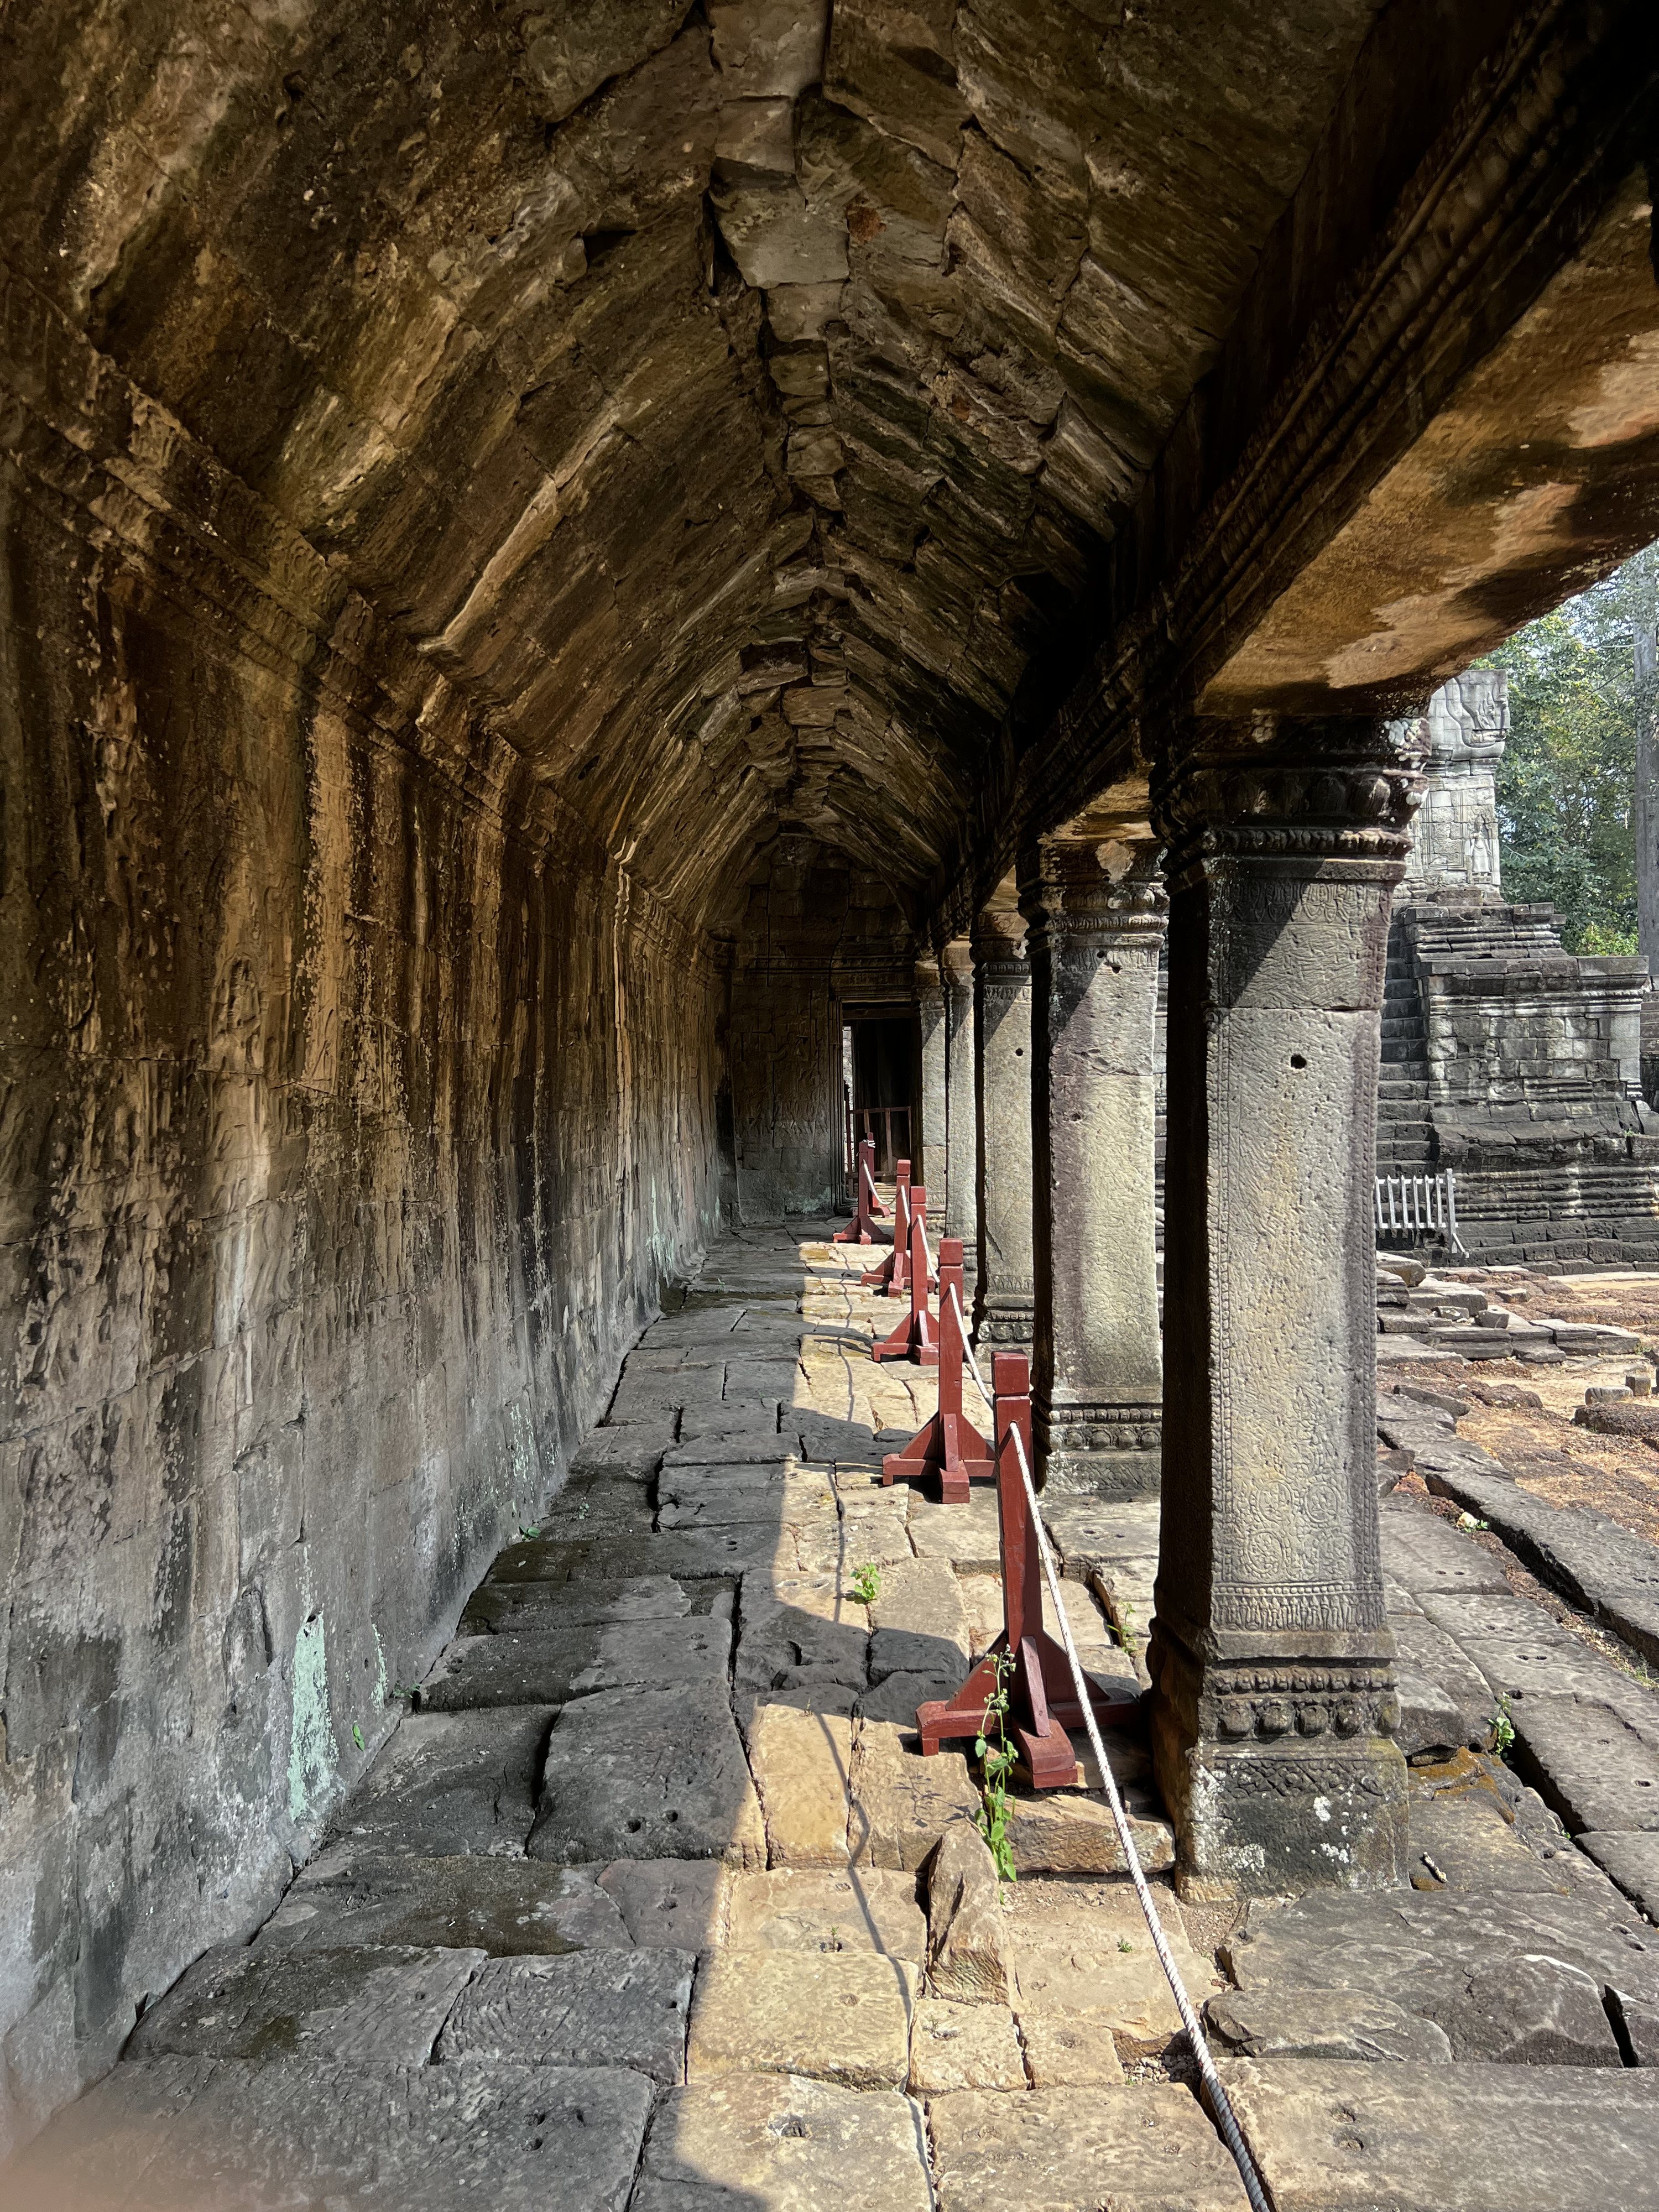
[850,1562,880,1605]
[1493,1692,1515,1758]
[974,1648,1018,1885]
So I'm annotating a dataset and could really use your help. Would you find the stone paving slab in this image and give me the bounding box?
[1220,2058,1659,2210]
[632,2075,933,2212]
[1511,1692,1659,1833]
[848,1726,982,1870]
[435,1948,693,2083]
[568,1421,676,1482]
[417,1629,597,1712]
[462,1571,694,1634]
[744,1701,854,1864]
[868,1558,971,1681]
[1405,1786,1580,1895]
[927,2084,1250,2212]
[734,1574,870,1695]
[724,1867,927,1959]
[258,1851,631,1954]
[1379,1501,1514,1596]
[598,1860,729,1949]
[529,1680,765,1867]
[1423,1463,1659,1670]
[126,1943,484,2066]
[1204,1986,1452,2062]
[568,1612,733,1697]
[909,1997,1025,2092]
[687,1949,917,2089]
[1391,1609,1499,1757]
[1223,1886,1659,2064]
[1,2056,655,2212]
[1018,2013,1125,2086]
[1005,1786,1176,1876]
[328,1705,553,1856]
[1009,1891,1220,2054]
[907,1485,1003,1570]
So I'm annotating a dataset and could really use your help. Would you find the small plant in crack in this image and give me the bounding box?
[351,1723,364,1750]
[1492,1692,1516,1759]
[849,1562,881,1605]
[518,1524,540,1540]
[974,1648,1018,1886]
[1114,1601,1138,1651]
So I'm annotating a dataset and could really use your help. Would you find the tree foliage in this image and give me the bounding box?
[1477,541,1659,953]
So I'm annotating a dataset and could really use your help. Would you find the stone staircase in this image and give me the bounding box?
[1377,926,1434,1173]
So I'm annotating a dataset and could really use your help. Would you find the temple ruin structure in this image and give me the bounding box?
[4,0,1659,2186]
[1379,670,1659,1262]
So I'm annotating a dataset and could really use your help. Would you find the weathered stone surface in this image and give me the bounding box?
[598,1860,729,1950]
[1223,1887,1659,2064]
[907,1488,1004,1571]
[745,1702,854,1864]
[331,1708,554,1857]
[1390,1611,1500,1757]
[924,1820,1010,2003]
[436,1948,693,2083]
[1006,1786,1176,1877]
[568,1613,733,1695]
[725,1867,927,1959]
[1512,1695,1659,1835]
[687,1949,917,2088]
[462,1573,695,1635]
[1204,1986,1454,2063]
[3,2058,655,2211]
[1018,2013,1126,2087]
[632,2075,933,2212]
[418,1630,595,1712]
[569,1423,678,1483]
[1219,2058,1659,2211]
[927,2086,1250,2212]
[127,1944,483,2067]
[1405,1787,1582,1895]
[10,0,1659,2163]
[849,1724,982,1870]
[735,1574,870,1695]
[529,1682,766,1867]
[867,1558,971,1681]
[909,1997,1025,2092]
[1009,1891,1221,2054]
[1580,1830,1659,1923]
[259,1851,632,1954]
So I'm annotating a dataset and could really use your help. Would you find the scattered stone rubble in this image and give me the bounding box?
[18,1228,1659,2209]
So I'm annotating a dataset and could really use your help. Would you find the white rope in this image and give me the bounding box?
[862,1159,878,1201]
[947,1286,1271,2212]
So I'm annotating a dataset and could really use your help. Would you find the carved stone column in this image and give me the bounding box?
[1022,838,1166,1498]
[916,954,948,1204]
[941,940,978,1308]
[972,908,1034,1348]
[1147,718,1422,1898]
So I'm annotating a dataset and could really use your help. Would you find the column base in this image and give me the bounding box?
[1035,1397,1162,1496]
[1147,1623,1408,1900]
[974,1290,1034,1349]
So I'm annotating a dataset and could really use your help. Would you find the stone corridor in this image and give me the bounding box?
[14,1225,1659,2208]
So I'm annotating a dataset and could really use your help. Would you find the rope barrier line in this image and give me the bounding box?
[862,1159,878,1201]
[947,1286,1272,2212]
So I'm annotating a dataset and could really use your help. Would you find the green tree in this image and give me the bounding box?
[1478,541,1659,953]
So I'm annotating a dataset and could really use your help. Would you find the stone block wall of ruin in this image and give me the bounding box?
[0,308,725,2153]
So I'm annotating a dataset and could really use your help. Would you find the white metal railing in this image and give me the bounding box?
[1375,1168,1465,1254]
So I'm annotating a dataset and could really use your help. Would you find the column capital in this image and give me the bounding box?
[971,906,1029,976]
[940,935,974,987]
[913,953,944,1003]
[1020,835,1168,947]
[1151,714,1425,884]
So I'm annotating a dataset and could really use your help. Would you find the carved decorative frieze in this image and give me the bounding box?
[1152,718,1426,882]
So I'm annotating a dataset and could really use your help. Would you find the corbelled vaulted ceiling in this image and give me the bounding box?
[0,0,1388,928]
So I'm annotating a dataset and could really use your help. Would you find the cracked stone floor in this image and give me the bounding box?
[14,1227,1659,2208]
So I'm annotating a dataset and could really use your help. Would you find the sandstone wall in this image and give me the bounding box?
[0,308,723,2154]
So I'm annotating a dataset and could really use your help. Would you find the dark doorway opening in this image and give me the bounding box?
[843,1009,920,1181]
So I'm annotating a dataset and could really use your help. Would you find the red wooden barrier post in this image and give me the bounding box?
[916,1352,1139,1787]
[861,1160,911,1291]
[833,1135,887,1245]
[881,1237,990,1501]
[872,1188,938,1368]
